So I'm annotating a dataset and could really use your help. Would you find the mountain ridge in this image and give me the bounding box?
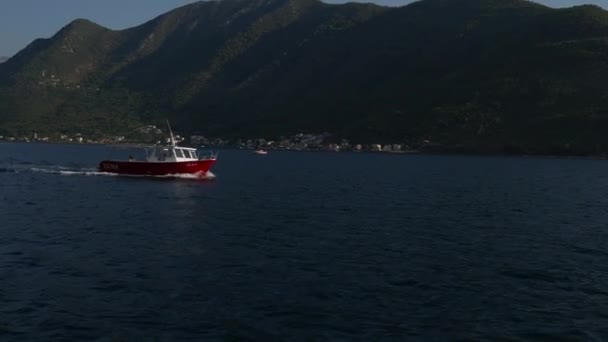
[2,0,608,154]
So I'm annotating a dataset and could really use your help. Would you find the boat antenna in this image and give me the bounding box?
[166,119,176,147]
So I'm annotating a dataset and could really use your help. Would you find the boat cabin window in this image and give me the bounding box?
[155,148,164,161]
[147,147,197,161]
[155,148,174,161]
[185,150,195,159]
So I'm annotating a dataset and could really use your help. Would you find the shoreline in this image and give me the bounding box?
[2,140,607,160]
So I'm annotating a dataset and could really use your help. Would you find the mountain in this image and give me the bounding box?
[0,57,8,63]
[2,0,608,154]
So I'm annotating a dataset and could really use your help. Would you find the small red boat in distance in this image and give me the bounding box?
[98,121,217,177]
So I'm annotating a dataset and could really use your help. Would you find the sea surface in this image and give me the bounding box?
[1,142,608,340]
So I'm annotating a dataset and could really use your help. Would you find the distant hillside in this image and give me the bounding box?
[0,57,8,63]
[2,0,608,154]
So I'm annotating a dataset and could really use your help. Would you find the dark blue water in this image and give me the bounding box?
[2,142,608,340]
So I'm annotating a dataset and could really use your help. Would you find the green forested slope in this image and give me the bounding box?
[1,0,608,153]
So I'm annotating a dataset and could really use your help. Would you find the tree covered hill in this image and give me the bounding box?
[1,0,608,154]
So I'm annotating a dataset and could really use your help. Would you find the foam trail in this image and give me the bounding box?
[59,170,119,177]
[27,167,216,180]
[31,168,119,177]
[136,171,216,180]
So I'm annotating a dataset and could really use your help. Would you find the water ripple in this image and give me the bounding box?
[2,145,608,339]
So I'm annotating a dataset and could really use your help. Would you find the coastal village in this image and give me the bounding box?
[0,124,423,153]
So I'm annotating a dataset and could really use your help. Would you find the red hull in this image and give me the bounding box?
[98,159,216,176]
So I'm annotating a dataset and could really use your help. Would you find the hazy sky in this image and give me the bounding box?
[0,0,606,56]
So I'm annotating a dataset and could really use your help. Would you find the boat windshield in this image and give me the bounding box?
[175,149,184,158]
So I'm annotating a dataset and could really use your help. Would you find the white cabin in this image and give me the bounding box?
[145,146,199,163]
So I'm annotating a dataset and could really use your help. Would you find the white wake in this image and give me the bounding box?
[26,167,217,180]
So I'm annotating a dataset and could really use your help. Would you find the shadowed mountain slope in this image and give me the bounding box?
[2,0,608,154]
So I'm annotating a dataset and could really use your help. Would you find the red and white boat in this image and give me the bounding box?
[98,122,217,177]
